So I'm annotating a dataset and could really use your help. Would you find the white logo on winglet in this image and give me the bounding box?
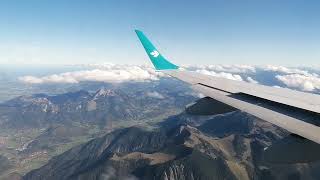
[150,50,159,58]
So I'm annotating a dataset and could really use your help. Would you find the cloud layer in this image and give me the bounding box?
[276,74,320,92]
[19,64,320,93]
[19,65,161,84]
[195,69,243,81]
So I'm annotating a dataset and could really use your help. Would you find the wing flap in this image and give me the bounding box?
[192,83,320,144]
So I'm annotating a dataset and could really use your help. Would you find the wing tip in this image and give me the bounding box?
[135,29,179,70]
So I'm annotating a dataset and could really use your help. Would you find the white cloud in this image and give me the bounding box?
[208,64,256,73]
[261,65,310,75]
[246,77,258,84]
[195,69,243,81]
[276,74,320,92]
[197,93,205,98]
[185,64,256,74]
[146,91,164,99]
[100,167,138,180]
[19,65,162,84]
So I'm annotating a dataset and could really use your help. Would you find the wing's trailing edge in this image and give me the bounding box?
[135,30,320,145]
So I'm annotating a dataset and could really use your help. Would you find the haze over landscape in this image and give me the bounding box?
[0,64,319,179]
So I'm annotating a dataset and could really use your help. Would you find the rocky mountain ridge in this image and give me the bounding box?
[23,111,320,180]
[0,87,194,129]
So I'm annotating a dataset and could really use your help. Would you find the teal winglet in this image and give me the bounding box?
[135,30,179,70]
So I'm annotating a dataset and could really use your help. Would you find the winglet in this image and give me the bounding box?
[135,30,179,70]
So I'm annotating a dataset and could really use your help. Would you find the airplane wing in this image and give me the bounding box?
[135,30,320,145]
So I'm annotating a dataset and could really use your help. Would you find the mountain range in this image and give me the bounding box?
[23,111,320,180]
[1,79,320,180]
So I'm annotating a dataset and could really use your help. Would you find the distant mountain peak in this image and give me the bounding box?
[93,88,117,100]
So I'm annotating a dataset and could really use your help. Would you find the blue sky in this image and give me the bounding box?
[0,0,319,65]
